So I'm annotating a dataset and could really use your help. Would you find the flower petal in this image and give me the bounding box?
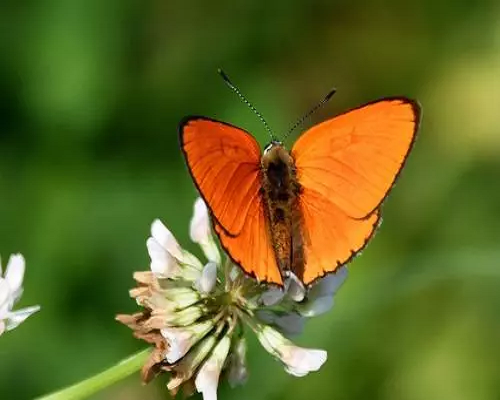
[297,268,347,316]
[298,296,334,317]
[195,336,231,400]
[151,219,184,260]
[195,262,217,294]
[227,337,248,388]
[161,305,207,327]
[5,254,25,298]
[190,198,211,244]
[260,286,285,306]
[283,347,327,377]
[162,287,201,309]
[256,310,306,336]
[147,232,203,280]
[285,272,305,302]
[309,267,347,298]
[256,325,327,377]
[4,305,40,331]
[167,334,218,393]
[190,199,220,264]
[273,313,306,337]
[161,320,215,363]
[147,237,181,278]
[0,278,11,317]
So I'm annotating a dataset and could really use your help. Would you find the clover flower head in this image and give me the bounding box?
[0,254,40,336]
[117,198,348,399]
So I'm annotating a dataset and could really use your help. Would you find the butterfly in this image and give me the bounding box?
[179,71,420,288]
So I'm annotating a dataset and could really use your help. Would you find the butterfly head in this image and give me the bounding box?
[262,141,292,166]
[261,141,296,193]
[263,140,283,155]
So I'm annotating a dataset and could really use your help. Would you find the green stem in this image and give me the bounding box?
[36,348,151,400]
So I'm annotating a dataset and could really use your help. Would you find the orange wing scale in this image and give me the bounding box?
[180,117,262,236]
[293,98,419,284]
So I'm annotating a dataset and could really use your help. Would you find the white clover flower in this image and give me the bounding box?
[147,218,206,280]
[0,254,40,336]
[190,198,221,265]
[195,335,231,400]
[297,267,348,317]
[117,197,346,400]
[162,319,217,363]
[227,336,248,387]
[255,325,327,377]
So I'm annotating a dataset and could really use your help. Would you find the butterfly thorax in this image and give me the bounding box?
[261,142,305,279]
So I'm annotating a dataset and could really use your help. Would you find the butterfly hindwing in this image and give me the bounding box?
[297,187,380,285]
[215,194,283,286]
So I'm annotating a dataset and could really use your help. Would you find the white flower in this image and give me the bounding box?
[118,197,347,399]
[256,310,306,337]
[195,262,217,294]
[0,254,40,336]
[298,267,348,317]
[285,272,306,302]
[227,336,248,387]
[161,319,216,363]
[147,219,203,280]
[259,286,286,306]
[190,198,221,265]
[167,334,218,392]
[256,325,327,377]
[195,335,232,400]
[259,271,306,307]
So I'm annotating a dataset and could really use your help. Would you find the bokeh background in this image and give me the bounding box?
[1,1,500,399]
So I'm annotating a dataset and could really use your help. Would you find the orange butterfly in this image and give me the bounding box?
[179,71,420,288]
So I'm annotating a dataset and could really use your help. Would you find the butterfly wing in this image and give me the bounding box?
[179,117,283,286]
[299,188,380,285]
[293,98,420,219]
[215,195,283,286]
[292,98,419,284]
[180,117,262,236]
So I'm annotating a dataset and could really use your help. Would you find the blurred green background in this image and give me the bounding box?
[1,1,500,399]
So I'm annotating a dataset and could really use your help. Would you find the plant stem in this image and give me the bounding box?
[36,348,151,400]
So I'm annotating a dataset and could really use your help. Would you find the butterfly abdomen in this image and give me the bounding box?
[261,143,304,277]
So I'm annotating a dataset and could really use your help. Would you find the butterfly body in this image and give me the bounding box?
[260,142,305,281]
[180,97,420,288]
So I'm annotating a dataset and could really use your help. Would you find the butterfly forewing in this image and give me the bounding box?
[292,98,420,219]
[180,117,262,236]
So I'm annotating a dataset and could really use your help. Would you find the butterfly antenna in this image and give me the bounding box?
[282,88,337,142]
[218,69,277,141]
